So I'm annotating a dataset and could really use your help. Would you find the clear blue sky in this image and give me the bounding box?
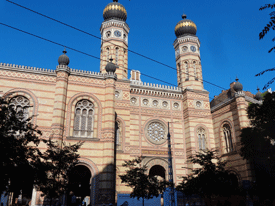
[0,0,274,101]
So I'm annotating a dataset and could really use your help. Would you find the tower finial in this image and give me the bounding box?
[182,13,187,19]
[257,86,260,91]
[113,0,118,2]
[235,76,239,82]
[63,48,67,54]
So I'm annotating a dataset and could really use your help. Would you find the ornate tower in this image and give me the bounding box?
[100,0,129,79]
[173,14,203,91]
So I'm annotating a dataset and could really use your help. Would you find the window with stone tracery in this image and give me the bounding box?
[223,124,234,153]
[145,121,167,145]
[73,100,94,138]
[9,96,30,119]
[197,127,206,150]
[185,61,189,80]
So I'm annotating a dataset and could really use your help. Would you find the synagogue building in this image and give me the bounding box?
[0,0,263,205]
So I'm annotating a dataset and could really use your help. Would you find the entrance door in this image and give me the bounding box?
[68,165,91,204]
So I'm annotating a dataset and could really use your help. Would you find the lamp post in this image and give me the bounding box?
[167,122,175,206]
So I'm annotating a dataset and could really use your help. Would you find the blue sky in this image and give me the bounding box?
[1,0,274,101]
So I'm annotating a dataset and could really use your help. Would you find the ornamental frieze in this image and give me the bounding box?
[0,70,56,82]
[69,76,105,85]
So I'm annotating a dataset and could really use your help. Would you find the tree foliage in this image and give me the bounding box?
[240,92,275,200]
[0,97,42,194]
[257,3,275,89]
[119,156,170,206]
[35,139,83,200]
[0,96,83,203]
[176,149,241,204]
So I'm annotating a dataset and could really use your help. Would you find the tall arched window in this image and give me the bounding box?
[73,100,94,137]
[193,61,197,79]
[185,61,189,80]
[10,96,30,119]
[223,124,233,153]
[115,47,119,64]
[106,47,110,62]
[197,127,206,150]
[115,121,121,145]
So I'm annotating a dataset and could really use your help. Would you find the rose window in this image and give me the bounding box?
[146,122,167,144]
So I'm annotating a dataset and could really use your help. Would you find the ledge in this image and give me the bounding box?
[66,136,100,141]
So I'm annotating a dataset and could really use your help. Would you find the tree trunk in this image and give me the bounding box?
[142,197,144,206]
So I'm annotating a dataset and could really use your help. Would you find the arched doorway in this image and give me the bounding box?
[149,165,166,180]
[68,165,91,204]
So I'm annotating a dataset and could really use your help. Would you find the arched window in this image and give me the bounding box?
[9,96,30,119]
[106,47,110,62]
[197,127,206,150]
[193,61,197,79]
[185,61,189,80]
[115,121,121,145]
[73,100,94,137]
[177,63,181,86]
[223,124,234,153]
[115,47,119,64]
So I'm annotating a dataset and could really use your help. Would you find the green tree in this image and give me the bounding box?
[0,97,42,195]
[34,139,83,205]
[256,3,275,89]
[240,92,275,201]
[119,156,170,206]
[176,149,241,206]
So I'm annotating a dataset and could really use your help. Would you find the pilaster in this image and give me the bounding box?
[96,72,116,205]
[51,65,70,141]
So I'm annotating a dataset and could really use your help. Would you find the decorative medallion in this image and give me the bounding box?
[145,121,167,145]
[190,46,196,52]
[196,101,202,108]
[173,102,180,109]
[143,99,149,105]
[105,31,111,38]
[115,91,120,98]
[162,101,168,108]
[153,100,158,106]
[182,46,188,52]
[130,97,137,104]
[114,30,122,37]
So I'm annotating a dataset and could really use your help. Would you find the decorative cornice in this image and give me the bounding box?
[56,65,70,74]
[130,82,183,99]
[100,19,130,33]
[173,35,200,48]
[0,62,56,76]
[104,72,117,80]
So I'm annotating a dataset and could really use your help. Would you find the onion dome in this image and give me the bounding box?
[175,14,197,37]
[58,49,70,66]
[105,58,117,73]
[255,87,263,100]
[103,0,127,22]
[233,77,243,92]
